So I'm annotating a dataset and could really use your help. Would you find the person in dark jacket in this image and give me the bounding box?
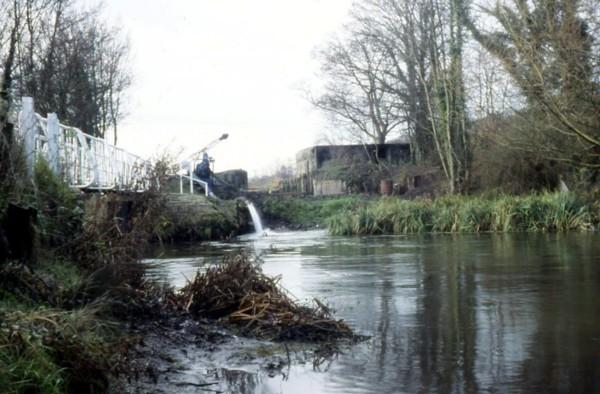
[194,152,213,193]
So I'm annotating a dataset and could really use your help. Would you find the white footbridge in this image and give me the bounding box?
[15,97,216,196]
[15,97,151,191]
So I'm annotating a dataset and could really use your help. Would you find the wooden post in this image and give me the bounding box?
[46,113,61,174]
[20,97,36,173]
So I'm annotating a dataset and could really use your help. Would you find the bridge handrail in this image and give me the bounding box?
[17,97,150,191]
[177,159,211,197]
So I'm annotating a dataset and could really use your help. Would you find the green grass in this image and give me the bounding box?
[32,159,84,247]
[0,255,135,393]
[0,337,65,394]
[0,299,128,394]
[328,193,595,235]
[0,293,65,394]
[37,257,84,291]
[261,196,364,227]
[0,153,161,393]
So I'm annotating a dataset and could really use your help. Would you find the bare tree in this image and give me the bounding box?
[313,28,405,146]
[354,0,435,161]
[1,0,23,141]
[369,0,471,192]
[464,42,519,119]
[419,0,470,193]
[1,0,131,141]
[466,0,600,169]
[313,0,471,193]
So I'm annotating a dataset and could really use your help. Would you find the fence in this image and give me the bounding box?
[177,161,211,197]
[16,97,150,191]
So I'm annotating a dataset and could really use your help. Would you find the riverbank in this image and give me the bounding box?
[0,260,143,393]
[0,160,357,393]
[328,193,599,235]
[113,254,362,393]
[251,192,599,235]
[0,159,170,393]
[252,194,365,229]
[113,312,357,393]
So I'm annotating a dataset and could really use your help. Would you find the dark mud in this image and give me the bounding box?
[114,315,362,393]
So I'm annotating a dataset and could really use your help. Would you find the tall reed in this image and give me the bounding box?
[328,193,594,235]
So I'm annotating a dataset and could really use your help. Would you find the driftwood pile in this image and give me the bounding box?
[179,254,354,341]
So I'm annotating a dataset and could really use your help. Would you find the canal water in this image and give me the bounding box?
[144,230,600,393]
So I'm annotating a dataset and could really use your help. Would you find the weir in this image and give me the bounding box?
[245,200,264,234]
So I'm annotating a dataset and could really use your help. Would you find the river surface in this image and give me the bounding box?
[144,231,600,393]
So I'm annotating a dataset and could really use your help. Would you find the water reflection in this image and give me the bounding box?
[144,232,600,393]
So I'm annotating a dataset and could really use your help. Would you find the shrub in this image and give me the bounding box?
[32,159,84,248]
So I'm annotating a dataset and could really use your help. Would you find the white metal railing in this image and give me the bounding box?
[177,160,211,197]
[17,97,150,191]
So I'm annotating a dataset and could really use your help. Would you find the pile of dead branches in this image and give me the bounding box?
[178,253,355,341]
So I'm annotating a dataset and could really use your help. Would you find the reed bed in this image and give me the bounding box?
[179,254,355,341]
[328,193,595,235]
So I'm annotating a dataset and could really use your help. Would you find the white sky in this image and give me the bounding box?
[98,0,354,176]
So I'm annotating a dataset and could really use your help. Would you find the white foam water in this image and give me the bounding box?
[245,200,264,235]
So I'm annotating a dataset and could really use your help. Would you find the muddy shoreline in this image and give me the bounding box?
[115,314,363,393]
[112,253,365,393]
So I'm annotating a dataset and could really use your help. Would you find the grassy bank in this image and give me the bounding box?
[0,279,131,394]
[259,195,365,228]
[0,158,167,393]
[2,157,359,393]
[328,193,597,235]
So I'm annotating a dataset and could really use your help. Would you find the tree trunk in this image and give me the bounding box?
[1,23,19,142]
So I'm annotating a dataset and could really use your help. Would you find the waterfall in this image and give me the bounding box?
[245,200,264,234]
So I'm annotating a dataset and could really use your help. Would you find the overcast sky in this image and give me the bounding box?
[98,0,354,176]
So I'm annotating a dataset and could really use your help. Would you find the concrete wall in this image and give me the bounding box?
[213,169,248,199]
[294,143,411,195]
[313,179,346,196]
[296,147,317,177]
[296,143,410,176]
[215,169,248,191]
[163,194,251,241]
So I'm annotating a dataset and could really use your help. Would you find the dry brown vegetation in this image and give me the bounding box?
[179,253,356,341]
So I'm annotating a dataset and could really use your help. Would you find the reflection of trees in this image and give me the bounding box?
[417,248,441,391]
[293,234,486,392]
[375,265,394,384]
[310,235,482,392]
[305,236,426,392]
[416,236,479,394]
[483,232,600,392]
[514,235,600,393]
[305,233,600,393]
